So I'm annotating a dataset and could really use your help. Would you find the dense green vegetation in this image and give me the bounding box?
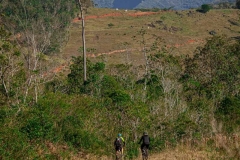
[0,0,76,54]
[237,0,240,9]
[200,4,212,13]
[0,1,240,159]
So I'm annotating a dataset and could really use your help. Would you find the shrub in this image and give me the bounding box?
[63,130,102,150]
[0,128,32,159]
[109,89,130,105]
[21,117,54,140]
[201,4,211,13]
[237,0,240,9]
[215,96,240,133]
[108,23,114,27]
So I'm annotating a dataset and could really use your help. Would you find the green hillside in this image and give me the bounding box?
[0,3,240,159]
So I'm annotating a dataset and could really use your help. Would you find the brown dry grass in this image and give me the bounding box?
[42,133,240,160]
[59,8,240,68]
[47,146,223,160]
[46,8,240,76]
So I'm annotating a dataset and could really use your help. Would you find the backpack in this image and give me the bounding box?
[115,137,122,147]
[143,135,150,145]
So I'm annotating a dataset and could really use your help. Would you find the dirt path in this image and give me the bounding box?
[45,37,204,77]
[87,38,204,58]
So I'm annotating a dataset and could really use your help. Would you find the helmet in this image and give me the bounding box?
[118,133,122,137]
[143,132,148,135]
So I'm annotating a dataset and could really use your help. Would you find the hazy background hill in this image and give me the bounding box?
[93,0,236,10]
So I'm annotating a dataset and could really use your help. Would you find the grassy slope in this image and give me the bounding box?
[62,146,222,159]
[56,8,240,159]
[60,8,240,68]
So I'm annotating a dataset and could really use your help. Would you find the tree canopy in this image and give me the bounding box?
[0,0,77,54]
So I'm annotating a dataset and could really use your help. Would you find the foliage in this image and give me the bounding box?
[215,96,240,133]
[109,89,130,105]
[182,36,240,133]
[21,116,54,140]
[108,23,114,27]
[0,26,25,104]
[0,0,76,54]
[67,56,106,95]
[0,128,32,159]
[182,36,240,102]
[64,130,102,150]
[147,53,181,101]
[237,0,240,9]
[1,8,240,159]
[197,4,211,13]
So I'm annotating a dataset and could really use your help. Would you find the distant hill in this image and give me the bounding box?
[113,0,142,9]
[93,0,236,10]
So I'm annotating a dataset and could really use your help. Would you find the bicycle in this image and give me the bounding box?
[116,149,123,160]
[141,146,148,160]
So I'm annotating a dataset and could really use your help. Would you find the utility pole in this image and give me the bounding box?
[77,0,87,82]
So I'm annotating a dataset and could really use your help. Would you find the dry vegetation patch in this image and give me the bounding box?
[57,8,240,73]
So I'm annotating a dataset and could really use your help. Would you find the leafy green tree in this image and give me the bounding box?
[181,36,240,135]
[68,56,105,96]
[236,0,240,9]
[215,96,240,133]
[183,36,240,101]
[200,4,211,13]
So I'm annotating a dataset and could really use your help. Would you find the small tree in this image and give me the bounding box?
[1,0,76,103]
[236,0,240,9]
[201,4,211,13]
[0,26,24,105]
[76,0,93,83]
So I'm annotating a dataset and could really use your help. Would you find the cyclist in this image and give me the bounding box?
[114,133,125,155]
[139,132,150,152]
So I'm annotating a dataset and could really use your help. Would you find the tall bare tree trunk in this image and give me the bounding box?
[77,0,87,82]
[140,29,149,91]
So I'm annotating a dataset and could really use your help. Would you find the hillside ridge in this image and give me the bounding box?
[93,0,236,10]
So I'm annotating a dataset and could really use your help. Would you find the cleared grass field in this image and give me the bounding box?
[59,8,240,68]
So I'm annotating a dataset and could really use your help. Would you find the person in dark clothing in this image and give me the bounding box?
[139,132,150,151]
[114,133,125,155]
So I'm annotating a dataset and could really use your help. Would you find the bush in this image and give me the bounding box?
[0,128,33,159]
[201,4,211,13]
[63,130,102,150]
[108,23,114,27]
[21,117,54,140]
[237,0,240,9]
[125,141,139,159]
[109,89,131,105]
[215,96,240,133]
[196,4,211,13]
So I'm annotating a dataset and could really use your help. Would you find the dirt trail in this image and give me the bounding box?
[87,37,204,58]
[46,38,204,77]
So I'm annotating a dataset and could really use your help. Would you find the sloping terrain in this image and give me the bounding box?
[59,8,240,70]
[93,0,236,10]
[68,147,223,159]
[136,0,235,10]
